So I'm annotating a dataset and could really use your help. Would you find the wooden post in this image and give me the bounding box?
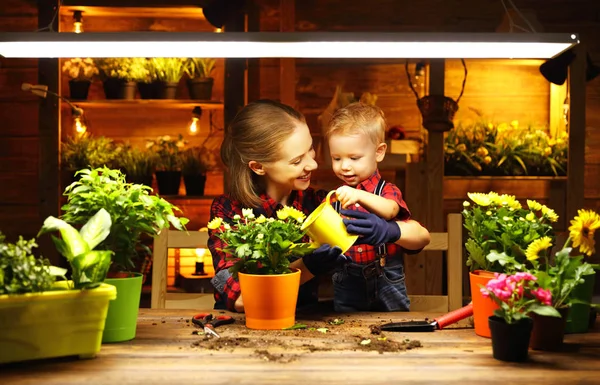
[246,2,260,103]
[424,59,445,295]
[279,0,295,107]
[567,44,586,221]
[223,12,246,131]
[37,0,61,266]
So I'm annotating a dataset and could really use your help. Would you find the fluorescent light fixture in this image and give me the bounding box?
[0,32,579,59]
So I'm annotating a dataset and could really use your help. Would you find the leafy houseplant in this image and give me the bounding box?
[184,58,216,100]
[180,146,218,196]
[61,133,118,186]
[117,145,157,188]
[62,58,99,100]
[147,134,187,195]
[95,58,148,99]
[150,58,187,99]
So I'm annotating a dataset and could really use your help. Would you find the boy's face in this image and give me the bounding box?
[329,131,386,187]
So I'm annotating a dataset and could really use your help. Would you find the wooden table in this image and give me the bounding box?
[2,308,600,384]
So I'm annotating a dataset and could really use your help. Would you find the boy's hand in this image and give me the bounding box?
[341,209,401,246]
[335,186,362,209]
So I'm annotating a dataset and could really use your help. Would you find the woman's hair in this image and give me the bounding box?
[326,102,386,146]
[220,99,307,208]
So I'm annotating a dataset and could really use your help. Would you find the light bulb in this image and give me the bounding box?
[73,11,83,33]
[188,116,200,136]
[215,28,223,33]
[73,115,87,135]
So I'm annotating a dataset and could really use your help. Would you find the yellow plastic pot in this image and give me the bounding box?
[0,282,116,364]
[301,190,358,253]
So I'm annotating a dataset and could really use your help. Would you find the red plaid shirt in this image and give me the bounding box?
[208,189,328,311]
[342,170,412,264]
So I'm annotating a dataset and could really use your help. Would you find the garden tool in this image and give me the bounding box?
[192,313,235,338]
[380,303,473,332]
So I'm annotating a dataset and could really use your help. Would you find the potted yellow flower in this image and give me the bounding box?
[207,206,315,330]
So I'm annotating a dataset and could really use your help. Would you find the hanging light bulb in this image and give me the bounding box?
[72,107,87,135]
[214,28,223,33]
[73,11,83,34]
[188,106,202,136]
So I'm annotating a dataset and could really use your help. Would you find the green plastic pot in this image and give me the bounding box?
[102,272,143,343]
[566,271,596,334]
[0,282,116,364]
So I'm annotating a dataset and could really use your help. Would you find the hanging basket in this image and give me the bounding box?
[406,59,468,132]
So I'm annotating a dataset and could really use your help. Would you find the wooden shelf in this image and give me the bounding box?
[61,0,210,19]
[162,195,219,202]
[62,100,224,110]
[444,176,568,181]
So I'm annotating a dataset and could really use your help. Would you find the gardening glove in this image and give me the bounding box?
[302,244,350,276]
[341,209,401,246]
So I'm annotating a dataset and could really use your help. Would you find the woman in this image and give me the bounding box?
[209,100,430,312]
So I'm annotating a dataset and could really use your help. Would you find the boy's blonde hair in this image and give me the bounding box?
[326,102,386,146]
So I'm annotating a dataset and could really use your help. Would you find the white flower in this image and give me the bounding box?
[242,208,253,218]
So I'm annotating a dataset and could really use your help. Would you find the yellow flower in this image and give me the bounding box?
[492,194,521,209]
[207,217,223,230]
[525,236,553,261]
[527,200,543,211]
[276,206,306,223]
[476,147,489,157]
[276,210,289,220]
[541,206,559,222]
[486,210,492,216]
[463,201,470,207]
[543,147,552,156]
[255,214,267,224]
[468,192,492,206]
[569,209,600,257]
[526,212,536,222]
[483,156,492,164]
[456,143,467,152]
[510,120,519,128]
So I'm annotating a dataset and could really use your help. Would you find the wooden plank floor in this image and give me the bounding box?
[2,308,599,385]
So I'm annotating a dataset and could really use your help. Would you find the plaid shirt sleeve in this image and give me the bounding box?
[381,182,411,221]
[207,195,242,312]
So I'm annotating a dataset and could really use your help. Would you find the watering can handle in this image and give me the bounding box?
[325,190,337,205]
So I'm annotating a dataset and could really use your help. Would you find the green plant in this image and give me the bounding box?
[151,58,187,83]
[207,206,315,278]
[184,58,216,79]
[95,58,150,82]
[462,192,556,273]
[180,146,217,176]
[61,167,189,271]
[146,134,187,171]
[61,133,118,171]
[117,145,157,181]
[62,58,99,81]
[0,232,55,294]
[37,208,113,289]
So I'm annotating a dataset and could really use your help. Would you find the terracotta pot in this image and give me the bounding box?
[529,307,569,351]
[489,315,533,362]
[469,270,498,338]
[239,269,301,330]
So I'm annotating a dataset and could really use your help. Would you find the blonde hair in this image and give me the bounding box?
[326,102,386,146]
[220,100,307,208]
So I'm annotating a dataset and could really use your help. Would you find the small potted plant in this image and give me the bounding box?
[146,134,187,195]
[0,209,116,364]
[117,144,157,188]
[95,58,149,100]
[207,206,315,330]
[61,133,118,187]
[184,58,216,100]
[481,272,559,362]
[180,145,218,196]
[62,57,99,100]
[60,167,189,343]
[151,58,187,99]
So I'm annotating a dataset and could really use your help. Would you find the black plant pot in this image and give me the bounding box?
[103,79,137,100]
[128,174,154,190]
[183,174,207,196]
[489,316,533,362]
[155,171,181,195]
[68,80,91,100]
[187,78,213,100]
[137,82,158,99]
[155,81,179,99]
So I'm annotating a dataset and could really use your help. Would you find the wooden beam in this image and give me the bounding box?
[567,44,586,221]
[37,0,61,266]
[279,0,296,107]
[62,0,212,7]
[246,1,261,103]
[223,11,246,133]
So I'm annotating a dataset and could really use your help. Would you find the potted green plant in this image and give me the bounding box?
[62,57,99,100]
[60,167,189,342]
[61,133,118,187]
[95,58,149,100]
[117,144,157,188]
[184,58,216,100]
[180,145,218,196]
[151,58,187,99]
[147,134,187,195]
[207,206,314,330]
[0,209,116,364]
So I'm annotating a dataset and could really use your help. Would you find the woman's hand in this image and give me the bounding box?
[341,209,401,246]
[234,295,244,313]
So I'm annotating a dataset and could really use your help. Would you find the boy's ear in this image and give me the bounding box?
[248,160,266,175]
[375,142,387,162]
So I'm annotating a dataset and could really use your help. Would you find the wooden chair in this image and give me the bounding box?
[408,213,463,312]
[151,230,212,309]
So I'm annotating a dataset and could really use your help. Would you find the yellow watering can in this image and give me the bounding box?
[301,190,358,253]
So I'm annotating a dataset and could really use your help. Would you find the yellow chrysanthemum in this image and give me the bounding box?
[276,209,289,220]
[492,194,521,209]
[527,200,543,211]
[569,209,600,257]
[207,217,223,230]
[541,205,559,223]
[468,192,492,206]
[526,212,536,222]
[255,214,267,224]
[276,206,306,223]
[525,236,553,261]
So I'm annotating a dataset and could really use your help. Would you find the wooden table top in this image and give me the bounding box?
[2,308,600,385]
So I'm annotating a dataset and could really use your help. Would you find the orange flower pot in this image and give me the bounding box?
[470,270,499,338]
[239,269,301,330]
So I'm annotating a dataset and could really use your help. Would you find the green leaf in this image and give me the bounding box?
[529,304,561,318]
[283,323,307,330]
[70,250,112,289]
[38,216,90,261]
[79,208,112,250]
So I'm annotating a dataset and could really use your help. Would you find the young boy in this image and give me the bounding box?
[326,102,422,312]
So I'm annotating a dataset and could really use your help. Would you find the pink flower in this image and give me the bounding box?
[531,288,552,306]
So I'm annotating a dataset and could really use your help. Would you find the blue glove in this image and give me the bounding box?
[302,244,351,276]
[341,209,401,246]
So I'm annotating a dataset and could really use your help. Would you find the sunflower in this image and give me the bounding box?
[569,209,600,256]
[541,205,559,223]
[525,236,553,261]
[527,200,543,211]
[468,192,492,206]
